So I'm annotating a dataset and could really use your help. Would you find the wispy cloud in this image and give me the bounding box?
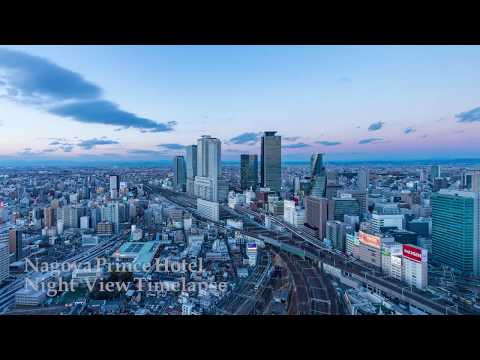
[229,132,261,145]
[316,141,342,146]
[455,107,480,123]
[404,127,416,134]
[358,138,383,145]
[282,143,311,149]
[0,48,175,133]
[127,149,166,156]
[77,138,119,150]
[338,76,352,83]
[157,143,185,150]
[283,136,300,142]
[368,121,385,131]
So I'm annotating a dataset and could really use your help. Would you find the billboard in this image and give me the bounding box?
[403,244,423,263]
[358,231,381,249]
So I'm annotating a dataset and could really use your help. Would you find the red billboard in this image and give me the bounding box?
[403,244,423,263]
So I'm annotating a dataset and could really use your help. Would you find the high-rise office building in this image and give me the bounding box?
[240,154,258,190]
[305,196,328,240]
[197,135,221,179]
[173,155,187,191]
[8,228,23,261]
[464,169,480,192]
[260,131,281,193]
[185,145,198,195]
[0,242,9,283]
[328,194,360,222]
[326,220,348,252]
[357,168,369,191]
[110,175,120,199]
[370,203,404,233]
[43,206,55,228]
[431,190,480,276]
[309,153,327,198]
[430,165,441,181]
[194,135,223,202]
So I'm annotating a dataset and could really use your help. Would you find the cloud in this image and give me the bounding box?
[358,138,383,144]
[229,132,261,145]
[455,107,480,123]
[157,143,185,150]
[338,76,352,83]
[0,48,101,102]
[368,121,385,131]
[77,138,119,150]
[404,127,416,134]
[42,149,56,153]
[127,149,166,156]
[282,143,311,149]
[283,136,300,142]
[316,141,342,146]
[49,100,174,132]
[18,148,42,156]
[60,145,74,152]
[0,48,175,133]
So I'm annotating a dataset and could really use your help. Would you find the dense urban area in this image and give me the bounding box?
[1,132,480,315]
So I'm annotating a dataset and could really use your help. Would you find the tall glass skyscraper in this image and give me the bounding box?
[240,154,258,190]
[431,190,480,276]
[173,155,187,191]
[185,145,197,195]
[309,153,327,198]
[260,131,281,193]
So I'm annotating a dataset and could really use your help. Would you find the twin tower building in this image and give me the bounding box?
[173,132,282,202]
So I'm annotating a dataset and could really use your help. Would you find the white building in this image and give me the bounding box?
[15,287,46,306]
[246,242,257,267]
[196,199,220,222]
[82,235,100,247]
[80,215,90,229]
[381,242,403,281]
[402,244,428,289]
[370,210,404,233]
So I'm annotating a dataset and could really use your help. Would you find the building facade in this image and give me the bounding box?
[260,131,281,193]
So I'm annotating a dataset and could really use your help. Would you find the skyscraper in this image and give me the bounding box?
[357,168,369,191]
[260,131,281,193]
[464,169,480,192]
[185,145,198,195]
[173,155,187,191]
[309,153,327,198]
[0,224,9,283]
[110,175,120,199]
[197,135,221,179]
[194,135,224,202]
[8,228,23,261]
[431,190,480,276]
[44,206,55,229]
[0,242,8,284]
[240,154,258,190]
[430,165,441,181]
[305,196,328,240]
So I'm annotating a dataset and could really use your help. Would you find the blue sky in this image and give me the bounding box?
[1,45,480,163]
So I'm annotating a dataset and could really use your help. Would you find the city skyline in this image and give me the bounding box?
[1,45,480,164]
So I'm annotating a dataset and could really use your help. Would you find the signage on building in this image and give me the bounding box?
[403,244,423,263]
[358,231,381,249]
